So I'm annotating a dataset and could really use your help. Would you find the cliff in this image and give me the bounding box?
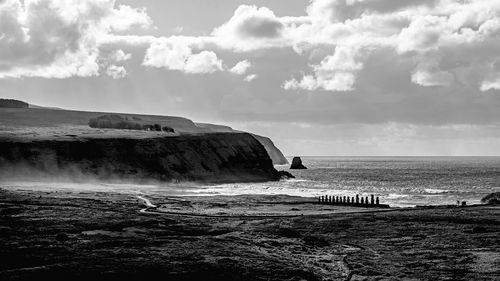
[0,133,280,183]
[0,103,285,182]
[195,123,288,165]
[251,134,289,165]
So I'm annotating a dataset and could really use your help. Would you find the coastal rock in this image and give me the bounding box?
[278,170,295,179]
[481,192,500,205]
[290,157,307,169]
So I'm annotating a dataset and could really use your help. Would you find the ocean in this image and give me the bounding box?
[2,157,499,208]
[193,156,500,207]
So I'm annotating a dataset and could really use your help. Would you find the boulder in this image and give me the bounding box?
[290,157,307,169]
[481,192,500,205]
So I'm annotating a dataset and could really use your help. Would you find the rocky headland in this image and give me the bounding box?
[0,101,287,183]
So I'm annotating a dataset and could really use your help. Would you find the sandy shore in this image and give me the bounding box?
[0,185,499,280]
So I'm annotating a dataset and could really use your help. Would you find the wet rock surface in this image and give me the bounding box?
[0,188,499,281]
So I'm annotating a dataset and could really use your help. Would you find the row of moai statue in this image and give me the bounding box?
[318,194,380,206]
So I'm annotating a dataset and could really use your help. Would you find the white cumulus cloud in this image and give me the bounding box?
[142,38,223,74]
[0,0,152,79]
[230,60,252,75]
[244,74,258,82]
[106,64,127,79]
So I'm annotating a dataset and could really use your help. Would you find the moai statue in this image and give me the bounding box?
[343,196,346,203]
[376,197,380,205]
[352,197,355,204]
[365,197,369,205]
[371,195,375,205]
[356,194,359,204]
[318,196,321,203]
[361,197,364,204]
[329,196,332,203]
[347,197,350,204]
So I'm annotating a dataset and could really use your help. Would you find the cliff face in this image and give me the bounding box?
[0,133,280,183]
[0,106,286,182]
[251,134,289,165]
[195,123,289,165]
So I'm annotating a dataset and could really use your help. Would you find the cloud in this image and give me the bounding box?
[279,0,500,92]
[244,74,258,82]
[106,64,127,79]
[105,4,152,32]
[211,5,306,52]
[213,5,283,39]
[184,51,223,74]
[142,37,223,74]
[283,46,363,91]
[0,0,151,79]
[109,49,132,62]
[481,78,500,91]
[3,0,500,96]
[230,60,252,75]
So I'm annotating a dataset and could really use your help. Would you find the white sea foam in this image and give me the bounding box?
[424,188,451,194]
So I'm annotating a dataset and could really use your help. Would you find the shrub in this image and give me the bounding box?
[89,114,143,131]
[162,126,175,133]
[89,114,175,133]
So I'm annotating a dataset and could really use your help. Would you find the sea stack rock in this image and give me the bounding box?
[290,157,307,169]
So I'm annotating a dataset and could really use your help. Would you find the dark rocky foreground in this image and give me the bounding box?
[0,133,280,183]
[0,188,499,281]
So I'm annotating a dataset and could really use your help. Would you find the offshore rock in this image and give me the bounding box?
[290,157,307,170]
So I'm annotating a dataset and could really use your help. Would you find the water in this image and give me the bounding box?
[194,157,500,207]
[2,157,499,208]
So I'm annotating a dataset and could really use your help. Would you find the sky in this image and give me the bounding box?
[1,0,500,156]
